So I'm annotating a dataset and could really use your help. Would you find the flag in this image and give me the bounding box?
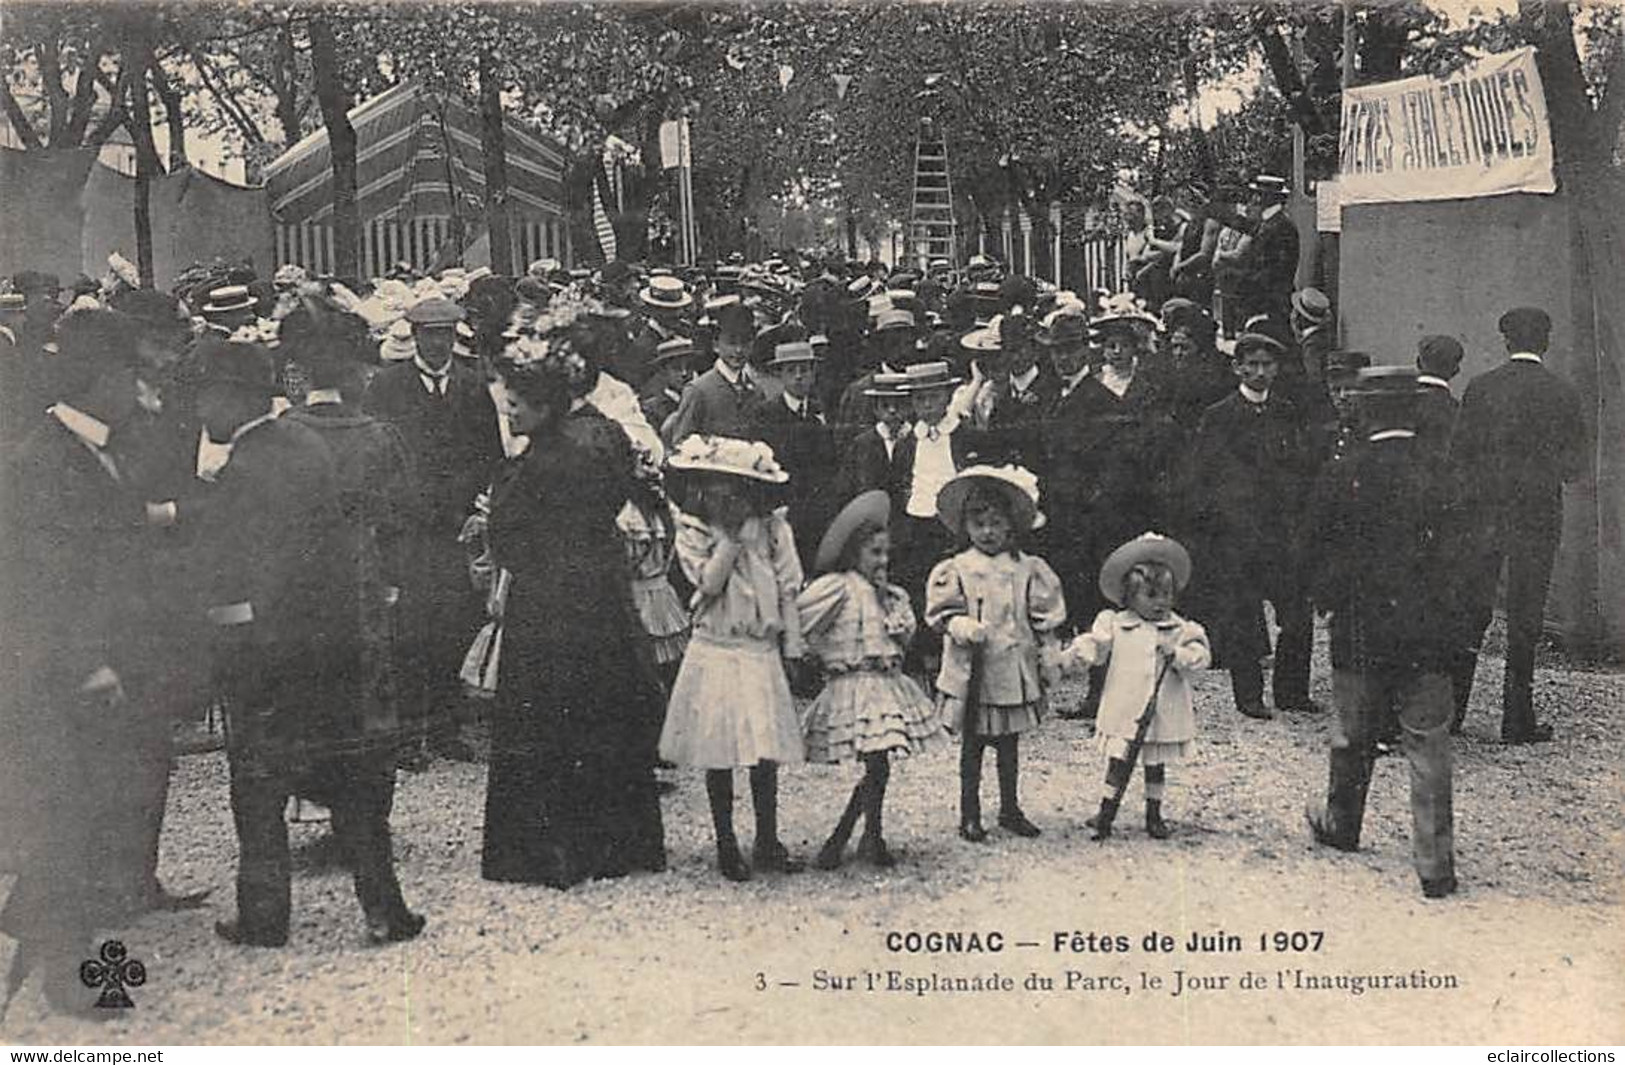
[592,163,618,262]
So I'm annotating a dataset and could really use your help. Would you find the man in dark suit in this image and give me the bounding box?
[0,308,176,1018]
[1305,367,1462,899]
[640,336,696,446]
[363,296,502,763]
[666,299,766,444]
[1413,333,1464,460]
[835,371,912,503]
[1187,331,1316,719]
[1451,307,1588,743]
[1237,175,1299,329]
[754,339,838,564]
[834,307,917,434]
[981,312,1060,472]
[182,337,424,947]
[1046,309,1167,716]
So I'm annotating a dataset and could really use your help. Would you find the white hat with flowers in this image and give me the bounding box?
[936,463,1045,535]
[668,434,789,484]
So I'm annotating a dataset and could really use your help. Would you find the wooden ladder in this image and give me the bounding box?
[909,116,957,272]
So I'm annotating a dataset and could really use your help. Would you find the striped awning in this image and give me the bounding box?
[264,81,566,226]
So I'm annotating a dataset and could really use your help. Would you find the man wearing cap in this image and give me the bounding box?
[165,336,423,946]
[1413,334,1464,459]
[1305,366,1463,898]
[640,336,696,441]
[1187,329,1316,719]
[754,338,838,561]
[363,295,502,763]
[0,309,202,1015]
[1451,307,1587,743]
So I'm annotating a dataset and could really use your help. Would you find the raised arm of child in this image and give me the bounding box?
[1065,609,1118,671]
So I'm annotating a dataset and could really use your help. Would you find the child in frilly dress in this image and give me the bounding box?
[796,490,943,870]
[658,435,807,882]
[1069,533,1211,840]
[925,465,1068,843]
[619,442,690,689]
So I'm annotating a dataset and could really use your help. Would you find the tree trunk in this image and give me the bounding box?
[1520,0,1623,653]
[1,82,44,149]
[125,56,164,288]
[1254,15,1326,137]
[148,60,188,171]
[274,21,303,145]
[309,14,359,279]
[479,54,514,276]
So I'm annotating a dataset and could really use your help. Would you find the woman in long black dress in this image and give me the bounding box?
[480,296,667,887]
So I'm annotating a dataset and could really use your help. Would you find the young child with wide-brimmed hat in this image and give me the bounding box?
[925,465,1068,842]
[1069,533,1211,840]
[796,490,944,870]
[658,434,807,881]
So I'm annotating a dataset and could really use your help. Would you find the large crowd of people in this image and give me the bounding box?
[0,170,1590,1021]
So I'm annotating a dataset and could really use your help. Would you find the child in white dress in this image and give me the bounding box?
[658,436,806,881]
[1069,533,1211,840]
[797,491,943,869]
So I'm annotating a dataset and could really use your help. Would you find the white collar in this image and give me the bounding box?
[1417,375,1450,390]
[229,410,279,445]
[1262,203,1284,220]
[305,388,344,406]
[1061,368,1090,393]
[913,411,960,439]
[1369,429,1416,442]
[664,386,683,402]
[876,421,897,442]
[414,355,452,380]
[1509,352,1543,364]
[1009,365,1039,392]
[1239,383,1270,404]
[714,358,749,385]
[782,392,808,414]
[48,403,111,449]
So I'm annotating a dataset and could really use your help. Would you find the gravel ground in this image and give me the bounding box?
[3,619,1621,1045]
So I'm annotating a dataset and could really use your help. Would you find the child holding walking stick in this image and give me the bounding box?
[1070,533,1211,840]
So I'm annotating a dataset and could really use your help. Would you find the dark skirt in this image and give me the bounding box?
[480,628,666,888]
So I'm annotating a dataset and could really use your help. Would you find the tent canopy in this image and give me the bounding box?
[264,81,567,226]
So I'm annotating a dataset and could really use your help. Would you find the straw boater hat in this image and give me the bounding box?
[668,434,789,483]
[959,316,1003,352]
[814,489,890,574]
[1035,307,1092,347]
[768,339,819,367]
[901,360,960,392]
[640,274,693,312]
[872,307,915,333]
[1098,532,1192,606]
[201,284,256,315]
[1291,287,1332,324]
[935,464,1044,536]
[862,371,911,398]
[653,336,696,365]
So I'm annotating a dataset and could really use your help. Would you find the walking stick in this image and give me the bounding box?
[1105,652,1175,810]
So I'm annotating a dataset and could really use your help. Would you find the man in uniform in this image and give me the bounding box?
[180,337,424,946]
[1306,367,1461,899]
[364,296,502,764]
[1413,334,1464,460]
[1451,307,1587,743]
